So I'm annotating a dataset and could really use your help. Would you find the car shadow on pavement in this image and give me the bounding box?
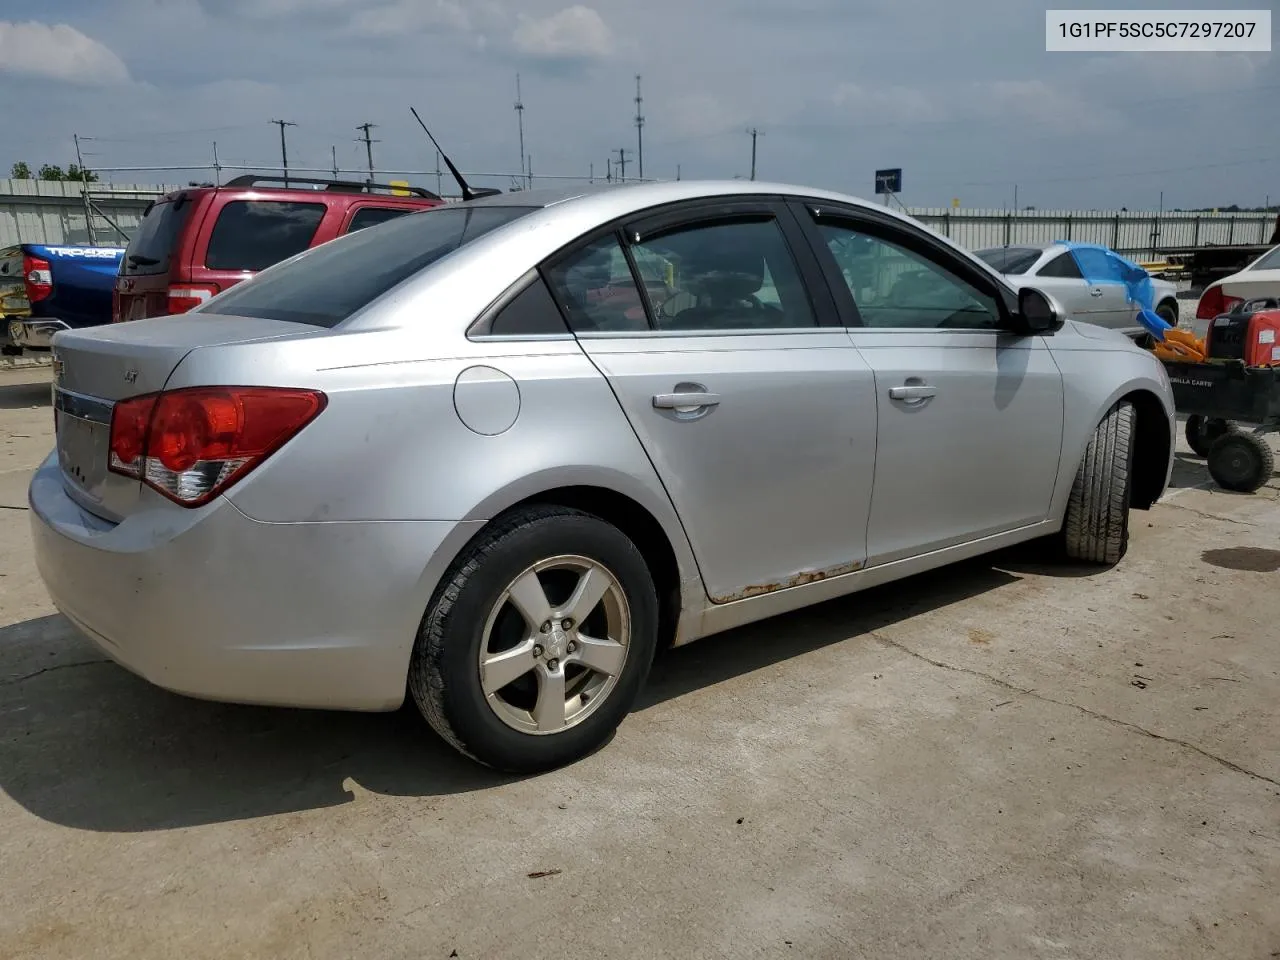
[0,379,52,410]
[1,556,1036,833]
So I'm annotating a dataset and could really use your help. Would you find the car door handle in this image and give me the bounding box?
[653,391,721,409]
[1090,288,1104,297]
[888,384,936,401]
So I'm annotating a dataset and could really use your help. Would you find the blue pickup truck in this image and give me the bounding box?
[1,243,125,354]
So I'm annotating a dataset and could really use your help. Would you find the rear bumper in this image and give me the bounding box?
[28,452,479,711]
[8,317,68,349]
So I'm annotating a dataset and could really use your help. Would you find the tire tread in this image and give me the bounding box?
[1063,400,1134,565]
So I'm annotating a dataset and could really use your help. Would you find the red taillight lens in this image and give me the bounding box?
[1196,285,1244,319]
[108,386,326,506]
[22,254,53,303]
[167,283,219,314]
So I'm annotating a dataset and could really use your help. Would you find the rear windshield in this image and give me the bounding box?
[1250,246,1280,271]
[121,196,192,276]
[206,200,326,271]
[973,246,1042,275]
[201,204,536,328]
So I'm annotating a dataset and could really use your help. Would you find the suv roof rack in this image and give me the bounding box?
[222,174,441,200]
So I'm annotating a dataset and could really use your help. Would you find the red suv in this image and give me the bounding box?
[113,175,444,323]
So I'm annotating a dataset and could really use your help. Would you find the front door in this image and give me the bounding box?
[542,202,878,603]
[802,207,1065,566]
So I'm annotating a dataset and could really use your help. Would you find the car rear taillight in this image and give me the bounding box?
[167,283,219,314]
[108,386,326,506]
[23,254,53,303]
[1196,285,1243,319]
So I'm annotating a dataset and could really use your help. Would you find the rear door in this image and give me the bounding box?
[115,194,196,322]
[545,199,878,603]
[798,202,1064,566]
[1066,247,1133,330]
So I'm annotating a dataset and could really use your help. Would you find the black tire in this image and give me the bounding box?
[1156,300,1178,328]
[1207,432,1274,493]
[1185,415,1237,457]
[408,504,658,773]
[1063,400,1135,565]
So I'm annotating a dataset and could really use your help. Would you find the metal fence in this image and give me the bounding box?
[904,207,1277,259]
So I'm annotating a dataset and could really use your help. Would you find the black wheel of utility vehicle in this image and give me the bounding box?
[1185,415,1237,457]
[1207,432,1274,493]
[408,504,659,773]
[1062,400,1135,566]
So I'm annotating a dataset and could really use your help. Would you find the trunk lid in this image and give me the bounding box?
[51,314,323,521]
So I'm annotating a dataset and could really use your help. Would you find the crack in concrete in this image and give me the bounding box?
[871,631,1280,790]
[0,504,30,511]
[1,658,112,687]
[1163,502,1257,527]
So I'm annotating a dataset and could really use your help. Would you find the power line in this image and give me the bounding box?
[269,119,296,187]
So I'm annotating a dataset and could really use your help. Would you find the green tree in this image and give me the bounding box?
[65,164,99,183]
[38,164,66,181]
[9,161,32,179]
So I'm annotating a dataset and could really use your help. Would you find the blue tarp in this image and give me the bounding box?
[1056,241,1170,339]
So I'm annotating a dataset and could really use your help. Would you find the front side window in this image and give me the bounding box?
[544,235,650,333]
[819,222,1000,329]
[205,201,326,271]
[632,217,816,331]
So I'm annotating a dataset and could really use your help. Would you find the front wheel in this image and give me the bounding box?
[408,505,658,773]
[1062,400,1135,565]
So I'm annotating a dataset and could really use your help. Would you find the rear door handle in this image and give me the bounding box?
[888,384,936,401]
[1090,288,1104,297]
[653,391,721,410]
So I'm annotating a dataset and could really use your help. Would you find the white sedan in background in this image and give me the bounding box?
[976,242,1179,340]
[1194,243,1280,330]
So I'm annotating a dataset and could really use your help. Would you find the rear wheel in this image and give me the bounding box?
[1156,300,1178,328]
[1185,415,1236,457]
[1207,432,1274,493]
[1062,400,1135,565]
[408,505,658,773]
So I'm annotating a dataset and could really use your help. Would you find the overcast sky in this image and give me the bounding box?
[1,0,1275,210]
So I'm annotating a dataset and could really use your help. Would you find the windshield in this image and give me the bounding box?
[1250,245,1280,271]
[201,205,536,328]
[973,246,1043,275]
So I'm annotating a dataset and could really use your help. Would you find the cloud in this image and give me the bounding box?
[0,21,130,85]
[513,6,613,60]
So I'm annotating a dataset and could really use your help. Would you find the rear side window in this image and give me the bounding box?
[973,246,1041,275]
[346,207,416,234]
[202,205,536,328]
[1038,252,1083,279]
[205,200,326,271]
[121,197,192,276]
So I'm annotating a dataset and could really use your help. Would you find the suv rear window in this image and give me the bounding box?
[201,204,536,328]
[205,200,326,271]
[121,197,192,276]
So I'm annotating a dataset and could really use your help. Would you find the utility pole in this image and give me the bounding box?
[676,163,681,181]
[514,73,527,190]
[616,147,629,183]
[72,133,97,245]
[606,157,612,182]
[635,74,645,181]
[590,162,594,184]
[269,119,296,187]
[528,155,533,187]
[356,122,379,183]
[748,128,762,181]
[331,145,339,178]
[212,141,221,186]
[1013,184,1019,211]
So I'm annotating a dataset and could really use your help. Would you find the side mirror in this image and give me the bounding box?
[1013,287,1063,335]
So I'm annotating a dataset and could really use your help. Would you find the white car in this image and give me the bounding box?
[975,242,1179,340]
[1194,243,1280,334]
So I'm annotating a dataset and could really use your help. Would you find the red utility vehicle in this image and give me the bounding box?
[113,175,444,323]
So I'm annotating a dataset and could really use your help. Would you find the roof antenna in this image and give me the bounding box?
[409,106,498,201]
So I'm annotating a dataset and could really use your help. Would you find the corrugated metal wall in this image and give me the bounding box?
[2,180,1275,257]
[0,180,181,248]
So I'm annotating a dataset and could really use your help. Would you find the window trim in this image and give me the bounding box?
[792,199,1018,332]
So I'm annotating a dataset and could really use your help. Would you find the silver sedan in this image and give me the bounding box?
[30,180,1177,771]
[974,242,1179,339]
